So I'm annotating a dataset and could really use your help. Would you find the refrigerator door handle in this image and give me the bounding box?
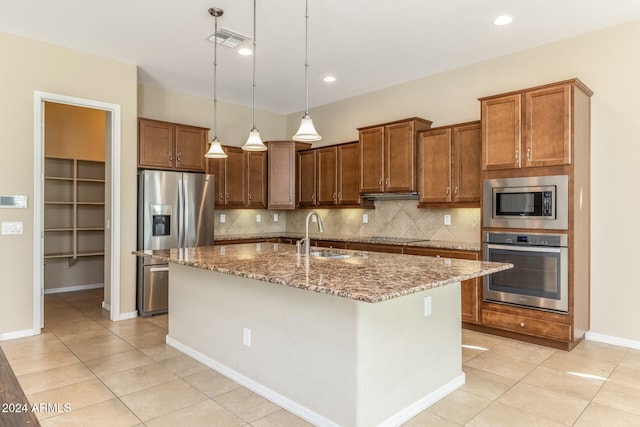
[178,175,184,248]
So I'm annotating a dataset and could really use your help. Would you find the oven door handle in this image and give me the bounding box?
[484,244,564,253]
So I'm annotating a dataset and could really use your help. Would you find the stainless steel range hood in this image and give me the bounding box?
[361,192,419,200]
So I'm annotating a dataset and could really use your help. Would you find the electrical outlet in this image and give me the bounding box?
[311,215,317,223]
[243,328,251,347]
[220,213,226,223]
[274,213,279,222]
[256,214,261,222]
[362,214,369,224]
[444,214,451,225]
[424,296,432,317]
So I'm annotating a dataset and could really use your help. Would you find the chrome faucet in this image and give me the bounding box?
[297,211,324,255]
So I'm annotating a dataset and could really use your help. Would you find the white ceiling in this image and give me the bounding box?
[2,1,640,114]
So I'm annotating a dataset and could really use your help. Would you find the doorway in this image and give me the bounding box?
[34,91,122,330]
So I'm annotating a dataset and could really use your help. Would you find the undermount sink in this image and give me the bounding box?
[309,250,352,259]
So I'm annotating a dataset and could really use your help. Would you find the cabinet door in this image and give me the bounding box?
[418,128,452,204]
[524,84,571,167]
[337,143,360,205]
[297,150,317,207]
[224,147,247,207]
[175,125,206,172]
[452,123,481,203]
[138,119,174,169]
[206,157,226,206]
[247,151,267,208]
[359,126,384,193]
[385,121,416,192]
[316,146,338,206]
[481,94,521,170]
[267,142,295,209]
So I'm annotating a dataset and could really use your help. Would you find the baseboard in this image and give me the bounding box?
[119,310,138,321]
[585,331,640,350]
[166,336,340,427]
[378,373,466,427]
[166,336,464,427]
[0,329,39,341]
[101,301,111,311]
[43,283,104,295]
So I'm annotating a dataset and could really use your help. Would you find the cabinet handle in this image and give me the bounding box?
[385,177,389,187]
[219,192,223,200]
[167,150,173,162]
[379,178,383,186]
[519,322,525,328]
[177,151,182,163]
[226,193,229,200]
[527,148,531,162]
[446,186,450,195]
[312,192,316,202]
[338,191,342,201]
[454,187,459,195]
[249,193,252,201]
[515,149,519,164]
[332,192,336,200]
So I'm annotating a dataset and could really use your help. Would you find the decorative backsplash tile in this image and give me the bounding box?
[214,200,480,243]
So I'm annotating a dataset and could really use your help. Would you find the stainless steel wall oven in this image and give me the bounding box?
[482,232,568,313]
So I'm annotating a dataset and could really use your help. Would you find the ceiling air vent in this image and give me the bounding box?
[207,27,251,48]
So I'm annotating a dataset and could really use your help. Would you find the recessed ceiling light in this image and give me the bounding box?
[493,15,513,26]
[323,76,336,83]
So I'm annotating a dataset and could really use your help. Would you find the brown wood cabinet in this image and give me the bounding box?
[404,247,482,324]
[297,149,317,207]
[358,118,432,193]
[267,141,311,209]
[138,118,208,172]
[480,79,593,170]
[417,121,481,208]
[206,146,266,208]
[298,142,372,208]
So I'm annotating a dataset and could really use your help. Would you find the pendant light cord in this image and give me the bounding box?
[251,0,257,129]
[213,12,219,140]
[304,0,309,116]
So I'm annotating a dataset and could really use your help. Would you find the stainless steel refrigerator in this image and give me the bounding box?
[137,170,215,317]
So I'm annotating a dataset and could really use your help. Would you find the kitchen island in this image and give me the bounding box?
[136,243,510,427]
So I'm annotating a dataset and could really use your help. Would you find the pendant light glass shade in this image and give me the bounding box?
[242,0,267,152]
[205,137,227,158]
[205,7,227,159]
[243,127,266,151]
[292,0,321,142]
[293,114,321,142]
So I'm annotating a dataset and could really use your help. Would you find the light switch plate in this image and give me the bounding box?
[2,221,23,234]
[444,214,451,225]
[220,213,226,223]
[362,214,369,224]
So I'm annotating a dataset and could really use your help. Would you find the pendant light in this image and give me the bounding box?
[292,0,321,142]
[205,7,228,158]
[242,0,267,151]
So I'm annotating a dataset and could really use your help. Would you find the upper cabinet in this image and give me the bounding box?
[206,146,266,209]
[358,118,432,193]
[268,141,311,209]
[138,118,208,172]
[417,121,481,207]
[480,79,593,171]
[297,142,372,208]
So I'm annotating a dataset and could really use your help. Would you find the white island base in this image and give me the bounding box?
[166,263,464,427]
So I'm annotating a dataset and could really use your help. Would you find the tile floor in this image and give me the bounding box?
[1,289,640,426]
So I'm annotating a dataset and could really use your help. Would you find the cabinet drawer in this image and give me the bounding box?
[403,247,479,260]
[481,310,571,341]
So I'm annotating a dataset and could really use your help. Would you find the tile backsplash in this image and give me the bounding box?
[215,200,480,243]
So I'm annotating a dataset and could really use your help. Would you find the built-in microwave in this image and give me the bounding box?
[483,175,569,230]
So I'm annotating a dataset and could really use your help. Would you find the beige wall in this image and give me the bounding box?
[285,20,640,342]
[0,32,137,334]
[138,84,287,146]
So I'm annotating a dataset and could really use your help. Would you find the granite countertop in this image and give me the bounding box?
[214,233,482,252]
[135,243,510,303]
